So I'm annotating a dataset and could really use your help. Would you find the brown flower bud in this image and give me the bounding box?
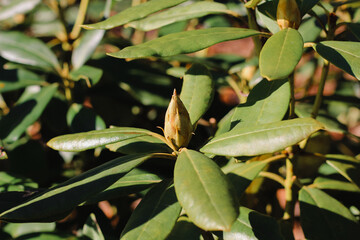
[164,89,193,151]
[277,0,301,29]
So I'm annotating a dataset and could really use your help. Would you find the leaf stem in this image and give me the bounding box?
[246,8,262,57]
[310,60,329,118]
[70,0,90,40]
[259,171,285,187]
[283,156,295,220]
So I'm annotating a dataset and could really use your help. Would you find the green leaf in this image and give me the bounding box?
[0,0,41,21]
[83,214,105,240]
[180,64,214,126]
[85,168,162,204]
[221,207,284,240]
[0,172,38,192]
[299,187,360,240]
[298,0,320,16]
[121,181,181,240]
[0,153,152,222]
[224,160,270,197]
[166,216,202,240]
[314,41,360,80]
[13,232,80,240]
[0,84,58,143]
[69,65,103,86]
[128,2,229,31]
[0,32,60,73]
[66,103,106,133]
[298,17,322,43]
[47,127,160,152]
[108,28,261,59]
[71,30,105,69]
[347,23,360,41]
[174,149,239,231]
[227,79,290,132]
[260,28,303,80]
[0,68,45,93]
[83,0,188,30]
[326,154,360,188]
[295,103,347,133]
[201,118,324,157]
[311,177,360,193]
[3,222,55,238]
[106,135,171,154]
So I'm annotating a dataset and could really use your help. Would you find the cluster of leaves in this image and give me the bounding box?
[0,0,359,239]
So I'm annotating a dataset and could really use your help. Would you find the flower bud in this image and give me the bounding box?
[277,0,301,29]
[164,89,193,150]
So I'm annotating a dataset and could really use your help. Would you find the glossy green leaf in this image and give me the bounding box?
[121,181,181,240]
[298,17,322,43]
[0,32,60,73]
[224,160,270,197]
[174,149,238,231]
[201,118,324,157]
[85,168,162,204]
[72,30,105,69]
[83,214,105,240]
[69,65,103,86]
[106,135,171,154]
[227,79,290,132]
[166,216,202,240]
[108,28,261,59]
[128,2,229,31]
[311,177,360,193]
[295,103,347,133]
[221,207,284,240]
[47,127,161,152]
[66,103,106,133]
[326,154,360,188]
[0,84,58,143]
[83,0,187,30]
[0,153,152,222]
[299,187,360,240]
[0,68,45,93]
[314,41,360,80]
[180,64,214,126]
[0,0,41,21]
[260,28,303,80]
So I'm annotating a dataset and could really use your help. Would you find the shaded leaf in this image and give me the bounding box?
[295,103,347,133]
[0,68,45,93]
[128,2,229,31]
[69,65,103,86]
[326,154,360,188]
[311,177,360,193]
[166,216,202,240]
[314,41,360,80]
[299,187,360,240]
[221,207,284,240]
[0,154,152,222]
[14,232,80,240]
[3,222,55,239]
[83,0,187,30]
[106,135,171,154]
[201,118,324,157]
[85,168,162,204]
[0,84,58,143]
[174,149,239,231]
[0,172,38,192]
[180,63,214,126]
[66,103,106,133]
[0,0,41,21]
[347,23,360,41]
[0,32,60,73]
[260,28,303,80]
[47,127,162,152]
[83,214,105,240]
[108,28,261,59]
[121,181,181,240]
[224,79,290,133]
[224,160,270,197]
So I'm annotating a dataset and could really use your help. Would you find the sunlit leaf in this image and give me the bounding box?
[0,0,41,21]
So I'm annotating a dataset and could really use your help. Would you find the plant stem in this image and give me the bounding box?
[310,60,329,118]
[246,8,262,57]
[283,157,294,220]
[70,0,89,40]
[289,72,295,119]
[259,171,285,187]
